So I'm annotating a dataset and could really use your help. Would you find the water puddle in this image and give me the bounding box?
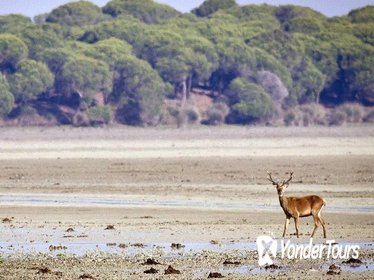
[324,261,374,273]
[1,237,373,276]
[0,240,258,258]
[0,194,373,213]
[0,237,372,257]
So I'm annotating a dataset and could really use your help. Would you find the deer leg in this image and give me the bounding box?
[282,217,290,238]
[311,214,320,238]
[294,216,300,238]
[318,213,327,238]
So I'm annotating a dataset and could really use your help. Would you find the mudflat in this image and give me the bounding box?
[0,126,373,279]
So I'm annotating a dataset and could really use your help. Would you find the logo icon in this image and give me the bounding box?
[256,235,277,266]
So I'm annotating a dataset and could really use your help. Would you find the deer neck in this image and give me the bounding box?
[278,194,289,213]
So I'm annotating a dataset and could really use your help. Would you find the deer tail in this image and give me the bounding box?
[322,198,326,207]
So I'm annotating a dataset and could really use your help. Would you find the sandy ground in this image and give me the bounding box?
[0,126,373,279]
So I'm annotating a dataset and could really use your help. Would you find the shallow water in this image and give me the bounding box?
[0,237,372,258]
[1,237,373,275]
[324,261,374,273]
[1,194,373,213]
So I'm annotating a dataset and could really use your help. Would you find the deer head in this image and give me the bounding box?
[267,171,293,196]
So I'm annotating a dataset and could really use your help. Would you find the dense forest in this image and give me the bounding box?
[0,0,373,127]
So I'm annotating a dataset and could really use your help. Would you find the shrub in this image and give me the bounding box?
[283,103,327,126]
[340,103,364,123]
[87,105,113,125]
[203,102,230,125]
[327,109,346,126]
[176,106,200,127]
[363,109,374,123]
[227,78,273,124]
[185,107,200,123]
[284,110,297,126]
[300,103,327,126]
[72,111,90,127]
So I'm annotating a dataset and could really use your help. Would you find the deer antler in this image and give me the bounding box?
[282,172,294,185]
[267,171,278,185]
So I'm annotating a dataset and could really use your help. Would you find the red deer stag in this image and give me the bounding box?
[267,171,327,238]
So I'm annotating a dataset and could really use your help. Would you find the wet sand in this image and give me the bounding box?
[0,126,373,279]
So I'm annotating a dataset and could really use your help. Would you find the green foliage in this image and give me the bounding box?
[0,75,14,117]
[37,47,75,74]
[231,4,276,21]
[0,34,28,72]
[213,38,257,90]
[204,102,230,125]
[87,105,113,124]
[103,0,180,23]
[8,60,53,103]
[79,16,147,46]
[292,58,325,104]
[253,48,292,89]
[184,34,219,82]
[193,0,237,17]
[46,1,104,26]
[287,16,324,33]
[139,28,218,94]
[19,25,63,58]
[348,6,374,23]
[61,55,112,101]
[0,14,32,34]
[227,78,273,123]
[249,30,304,70]
[352,23,374,45]
[112,55,171,125]
[0,1,372,126]
[84,38,133,68]
[274,5,325,27]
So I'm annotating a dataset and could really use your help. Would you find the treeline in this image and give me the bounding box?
[0,0,373,127]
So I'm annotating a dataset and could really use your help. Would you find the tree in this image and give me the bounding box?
[84,38,133,68]
[0,14,31,34]
[79,16,147,47]
[249,29,304,70]
[0,34,28,73]
[103,0,180,23]
[316,32,374,106]
[184,34,219,86]
[46,1,105,26]
[287,16,324,33]
[257,70,289,107]
[193,0,237,17]
[274,5,325,32]
[60,55,112,102]
[112,55,171,125]
[139,28,217,106]
[0,75,14,117]
[352,23,374,46]
[226,78,273,123]
[348,6,374,23]
[8,60,53,104]
[338,44,374,105]
[292,58,325,104]
[19,25,63,58]
[36,47,78,101]
[253,48,292,89]
[210,38,257,93]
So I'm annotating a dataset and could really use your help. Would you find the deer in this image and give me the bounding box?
[267,171,327,239]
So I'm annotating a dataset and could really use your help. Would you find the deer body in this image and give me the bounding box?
[268,172,327,238]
